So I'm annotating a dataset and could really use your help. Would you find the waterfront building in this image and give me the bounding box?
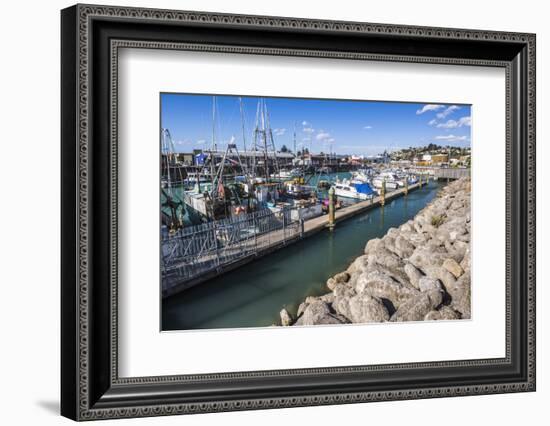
[431,153,449,163]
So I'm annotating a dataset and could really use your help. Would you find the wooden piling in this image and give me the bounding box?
[328,186,335,229]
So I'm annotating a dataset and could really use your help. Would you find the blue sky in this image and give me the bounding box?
[160,93,471,155]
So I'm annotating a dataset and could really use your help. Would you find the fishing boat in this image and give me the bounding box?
[284,181,312,199]
[332,179,375,200]
[181,98,252,221]
[160,128,186,231]
[183,190,210,217]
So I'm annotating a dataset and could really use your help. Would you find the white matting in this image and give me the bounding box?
[117,48,506,377]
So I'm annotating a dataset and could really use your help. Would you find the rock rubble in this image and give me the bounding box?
[280,178,472,326]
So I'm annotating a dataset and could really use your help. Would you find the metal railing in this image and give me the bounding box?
[161,206,302,292]
[433,168,470,179]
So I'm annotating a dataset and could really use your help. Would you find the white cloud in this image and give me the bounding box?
[363,125,373,130]
[302,120,310,126]
[302,127,315,134]
[428,119,438,126]
[316,131,331,141]
[436,105,460,119]
[458,116,471,127]
[196,139,206,145]
[274,128,286,136]
[436,120,458,129]
[434,134,468,142]
[436,116,471,129]
[416,104,444,115]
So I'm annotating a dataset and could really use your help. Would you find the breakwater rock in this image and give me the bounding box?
[282,178,471,326]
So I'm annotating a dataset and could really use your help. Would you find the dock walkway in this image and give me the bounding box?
[303,182,420,235]
[162,182,422,297]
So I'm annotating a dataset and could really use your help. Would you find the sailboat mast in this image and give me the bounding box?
[265,99,279,179]
[239,97,247,152]
[210,96,217,189]
[252,101,260,179]
[161,128,173,196]
[261,100,269,181]
[293,121,297,155]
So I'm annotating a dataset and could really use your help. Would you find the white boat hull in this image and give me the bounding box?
[334,187,370,200]
[372,179,399,190]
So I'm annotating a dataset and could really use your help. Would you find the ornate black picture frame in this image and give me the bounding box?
[61,4,536,421]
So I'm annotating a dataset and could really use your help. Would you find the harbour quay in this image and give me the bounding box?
[162,178,425,298]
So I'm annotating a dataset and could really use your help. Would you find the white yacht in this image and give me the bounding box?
[351,168,375,183]
[372,172,400,190]
[333,179,376,200]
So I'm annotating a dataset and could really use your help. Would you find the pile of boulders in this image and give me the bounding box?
[280,178,471,326]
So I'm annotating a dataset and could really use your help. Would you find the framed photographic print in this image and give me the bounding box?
[61,4,536,421]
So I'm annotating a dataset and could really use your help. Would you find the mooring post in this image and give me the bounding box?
[328,186,335,230]
[419,174,423,188]
[380,179,386,206]
[282,208,286,243]
[253,213,257,250]
[404,178,409,195]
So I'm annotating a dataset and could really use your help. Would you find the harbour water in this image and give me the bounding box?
[162,179,444,331]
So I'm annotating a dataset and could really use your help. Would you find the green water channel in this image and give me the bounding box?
[162,180,444,331]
